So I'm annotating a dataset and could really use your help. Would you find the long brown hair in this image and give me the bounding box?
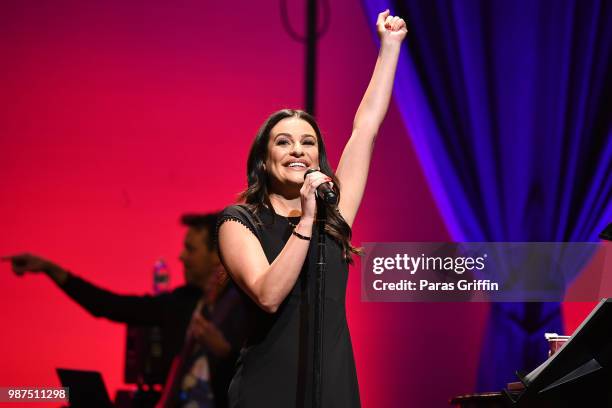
[240,109,360,263]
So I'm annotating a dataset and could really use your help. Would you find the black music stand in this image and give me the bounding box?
[502,224,612,406]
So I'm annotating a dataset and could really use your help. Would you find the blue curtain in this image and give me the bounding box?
[361,0,612,390]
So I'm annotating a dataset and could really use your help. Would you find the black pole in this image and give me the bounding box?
[313,203,326,408]
[306,2,321,405]
[305,0,317,115]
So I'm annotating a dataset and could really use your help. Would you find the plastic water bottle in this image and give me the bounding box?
[153,259,170,294]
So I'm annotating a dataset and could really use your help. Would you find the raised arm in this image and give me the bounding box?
[2,253,164,325]
[336,10,407,226]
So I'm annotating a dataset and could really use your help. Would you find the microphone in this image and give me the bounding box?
[304,169,338,205]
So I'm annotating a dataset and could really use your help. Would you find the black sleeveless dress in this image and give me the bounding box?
[218,205,360,408]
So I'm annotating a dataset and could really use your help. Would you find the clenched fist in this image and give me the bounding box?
[376,9,408,45]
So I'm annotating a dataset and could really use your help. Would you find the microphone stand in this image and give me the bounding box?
[313,201,326,408]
